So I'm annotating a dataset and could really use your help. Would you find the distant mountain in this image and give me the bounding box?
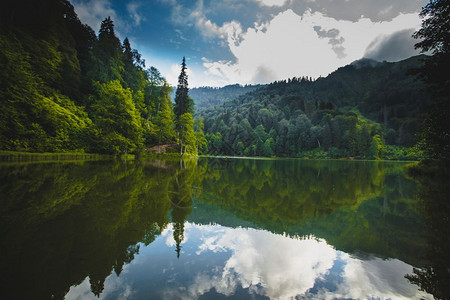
[350,58,382,69]
[198,55,430,158]
[190,84,263,111]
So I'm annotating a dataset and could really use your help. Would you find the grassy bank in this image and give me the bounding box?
[0,150,109,162]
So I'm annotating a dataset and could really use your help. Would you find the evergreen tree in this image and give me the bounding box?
[174,57,194,120]
[87,17,124,85]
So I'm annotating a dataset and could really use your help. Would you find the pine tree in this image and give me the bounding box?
[174,57,194,120]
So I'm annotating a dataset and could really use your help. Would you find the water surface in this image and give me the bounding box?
[0,158,442,299]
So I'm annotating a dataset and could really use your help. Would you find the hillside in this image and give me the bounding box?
[0,0,201,155]
[197,55,430,158]
[190,84,262,111]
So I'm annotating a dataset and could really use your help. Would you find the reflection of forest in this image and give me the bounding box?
[0,158,432,299]
[194,158,428,267]
[0,159,198,299]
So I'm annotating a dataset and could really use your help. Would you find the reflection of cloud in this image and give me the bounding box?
[65,273,134,300]
[66,223,432,299]
[325,255,433,300]
[169,226,337,299]
[165,224,431,300]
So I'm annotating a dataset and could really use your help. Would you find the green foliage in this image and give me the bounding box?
[369,134,385,159]
[151,84,176,148]
[89,80,143,154]
[178,113,197,156]
[194,118,208,154]
[0,2,189,156]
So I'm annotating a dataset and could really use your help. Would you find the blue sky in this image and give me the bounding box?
[70,0,428,87]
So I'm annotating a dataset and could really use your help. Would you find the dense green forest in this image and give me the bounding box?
[1,0,448,161]
[0,0,203,155]
[198,56,430,159]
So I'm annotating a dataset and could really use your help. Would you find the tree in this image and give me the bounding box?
[153,84,176,152]
[194,118,207,154]
[90,80,143,154]
[122,37,146,93]
[178,113,196,156]
[174,57,194,121]
[84,17,125,90]
[413,0,450,161]
[369,134,385,160]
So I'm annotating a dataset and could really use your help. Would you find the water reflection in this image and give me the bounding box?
[0,158,438,299]
[66,223,430,299]
[405,171,450,299]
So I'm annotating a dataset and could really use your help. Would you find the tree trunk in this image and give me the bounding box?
[180,138,183,157]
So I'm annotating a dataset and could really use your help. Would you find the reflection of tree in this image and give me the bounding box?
[405,173,450,299]
[169,159,197,258]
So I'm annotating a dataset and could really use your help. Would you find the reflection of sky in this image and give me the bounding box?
[65,223,431,300]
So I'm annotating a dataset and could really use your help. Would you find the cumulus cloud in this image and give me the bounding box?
[364,28,421,62]
[202,9,422,85]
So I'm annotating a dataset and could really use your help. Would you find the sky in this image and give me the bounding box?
[69,0,429,87]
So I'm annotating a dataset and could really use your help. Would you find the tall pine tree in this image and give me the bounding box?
[174,57,194,121]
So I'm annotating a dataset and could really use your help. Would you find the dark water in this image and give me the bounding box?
[0,158,447,299]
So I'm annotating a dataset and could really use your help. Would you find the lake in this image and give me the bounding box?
[0,157,446,299]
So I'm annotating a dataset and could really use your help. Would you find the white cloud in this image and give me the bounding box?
[167,0,243,42]
[71,0,119,33]
[127,2,145,27]
[202,9,422,85]
[254,0,288,7]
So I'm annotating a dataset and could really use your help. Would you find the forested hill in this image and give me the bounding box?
[190,84,262,111]
[198,55,430,159]
[0,0,203,155]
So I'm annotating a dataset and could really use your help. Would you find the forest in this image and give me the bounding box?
[197,56,430,160]
[0,0,204,155]
[0,0,449,162]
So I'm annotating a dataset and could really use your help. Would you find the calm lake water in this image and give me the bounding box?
[0,157,447,299]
